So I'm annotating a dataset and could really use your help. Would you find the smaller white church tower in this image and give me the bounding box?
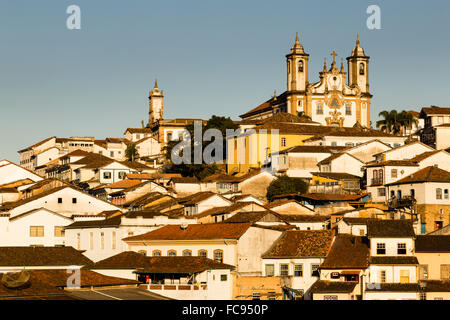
[148,79,164,124]
[347,35,370,93]
[286,32,309,115]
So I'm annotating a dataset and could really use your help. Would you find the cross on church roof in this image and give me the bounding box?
[331,51,338,64]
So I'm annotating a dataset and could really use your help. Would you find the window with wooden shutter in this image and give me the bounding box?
[265,264,275,277]
[441,264,450,280]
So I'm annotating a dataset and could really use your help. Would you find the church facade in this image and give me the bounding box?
[240,34,372,128]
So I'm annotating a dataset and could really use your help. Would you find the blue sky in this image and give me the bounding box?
[1,0,449,161]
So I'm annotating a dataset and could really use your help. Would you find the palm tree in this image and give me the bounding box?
[398,111,419,135]
[125,144,139,161]
[376,110,402,135]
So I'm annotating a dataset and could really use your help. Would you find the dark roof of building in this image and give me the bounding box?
[266,199,313,211]
[126,192,172,208]
[311,172,361,180]
[263,230,333,258]
[71,153,115,169]
[277,145,348,154]
[222,211,287,224]
[342,217,378,225]
[386,166,450,185]
[90,252,234,273]
[177,191,219,205]
[124,128,154,134]
[278,214,328,223]
[369,256,419,265]
[123,223,252,242]
[409,150,442,162]
[0,269,138,298]
[287,193,367,202]
[0,247,93,266]
[367,220,415,238]
[120,161,151,170]
[364,160,419,168]
[310,280,358,294]
[365,283,420,292]
[65,216,122,229]
[421,280,450,292]
[254,122,399,137]
[415,235,450,252]
[170,177,201,184]
[320,235,370,269]
[421,106,450,116]
[239,93,288,118]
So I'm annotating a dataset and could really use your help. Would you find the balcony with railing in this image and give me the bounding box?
[388,196,416,209]
[370,177,384,186]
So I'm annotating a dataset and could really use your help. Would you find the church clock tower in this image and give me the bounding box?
[286,32,309,115]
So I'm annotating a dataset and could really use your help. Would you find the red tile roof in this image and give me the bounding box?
[320,235,370,269]
[90,252,234,273]
[123,223,252,242]
[387,166,450,185]
[263,230,333,258]
[106,179,143,189]
[0,247,92,266]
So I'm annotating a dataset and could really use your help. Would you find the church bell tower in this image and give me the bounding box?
[347,35,370,94]
[148,79,164,125]
[286,32,309,115]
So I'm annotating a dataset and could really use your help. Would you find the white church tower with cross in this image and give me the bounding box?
[241,33,372,128]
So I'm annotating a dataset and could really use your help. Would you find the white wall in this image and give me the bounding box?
[8,187,122,218]
[0,208,72,246]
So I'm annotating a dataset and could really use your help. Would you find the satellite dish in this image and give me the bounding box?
[1,270,31,289]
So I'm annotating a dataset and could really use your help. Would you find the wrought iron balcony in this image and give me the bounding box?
[388,196,416,209]
[370,178,384,186]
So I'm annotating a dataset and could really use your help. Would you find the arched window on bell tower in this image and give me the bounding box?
[298,60,303,72]
[359,62,365,75]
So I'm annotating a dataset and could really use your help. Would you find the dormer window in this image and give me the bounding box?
[359,63,365,75]
[298,60,303,72]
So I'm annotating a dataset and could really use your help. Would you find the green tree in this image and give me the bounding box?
[266,175,309,202]
[125,144,140,161]
[163,115,239,179]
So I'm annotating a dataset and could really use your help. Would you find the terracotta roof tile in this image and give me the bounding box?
[91,252,234,273]
[415,235,450,252]
[369,256,418,265]
[123,223,252,241]
[263,230,333,258]
[365,283,420,292]
[310,280,358,293]
[0,247,92,266]
[367,220,415,238]
[320,235,370,269]
[387,166,450,185]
